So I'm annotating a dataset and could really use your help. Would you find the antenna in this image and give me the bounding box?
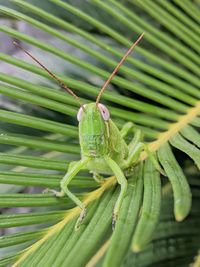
[13,41,84,108]
[96,33,144,105]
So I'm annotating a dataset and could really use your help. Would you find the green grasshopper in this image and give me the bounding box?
[14,33,163,229]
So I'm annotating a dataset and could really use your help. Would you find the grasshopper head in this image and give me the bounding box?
[77,103,110,157]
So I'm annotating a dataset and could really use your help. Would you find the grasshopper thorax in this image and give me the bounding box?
[78,103,110,158]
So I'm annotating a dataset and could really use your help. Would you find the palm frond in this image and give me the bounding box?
[0,1,199,266]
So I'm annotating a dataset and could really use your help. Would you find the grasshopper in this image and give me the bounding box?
[14,33,163,229]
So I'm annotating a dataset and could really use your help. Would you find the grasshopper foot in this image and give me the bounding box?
[159,168,167,177]
[90,171,105,184]
[42,188,65,197]
[112,212,118,231]
[75,207,86,231]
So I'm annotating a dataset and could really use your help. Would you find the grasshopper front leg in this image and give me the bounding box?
[48,158,90,230]
[105,156,128,230]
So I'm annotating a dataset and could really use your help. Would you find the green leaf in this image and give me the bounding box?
[0,229,47,248]
[170,133,200,169]
[158,142,192,221]
[132,159,161,252]
[103,164,143,267]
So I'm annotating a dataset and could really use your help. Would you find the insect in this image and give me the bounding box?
[14,33,163,230]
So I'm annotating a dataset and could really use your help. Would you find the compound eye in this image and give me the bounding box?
[98,103,110,121]
[77,105,86,121]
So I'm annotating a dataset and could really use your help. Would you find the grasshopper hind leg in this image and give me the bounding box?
[120,122,135,138]
[124,129,165,176]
